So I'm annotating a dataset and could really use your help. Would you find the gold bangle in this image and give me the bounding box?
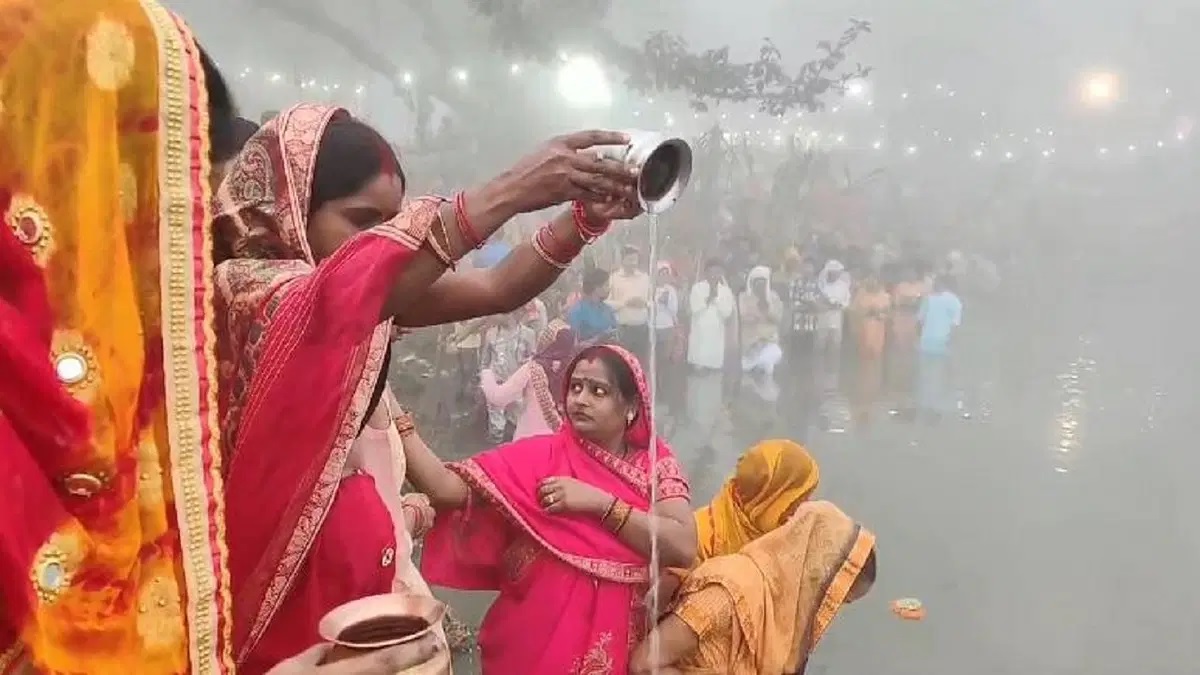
[394,411,417,437]
[531,228,569,270]
[600,496,617,523]
[425,210,456,269]
[604,499,632,533]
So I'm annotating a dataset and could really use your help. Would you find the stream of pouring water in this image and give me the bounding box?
[643,212,663,673]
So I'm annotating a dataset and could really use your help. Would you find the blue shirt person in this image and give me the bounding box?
[918,282,963,356]
[567,267,618,341]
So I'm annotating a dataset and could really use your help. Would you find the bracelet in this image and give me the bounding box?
[602,499,632,533]
[401,496,434,539]
[426,209,456,269]
[393,411,417,437]
[600,496,618,523]
[453,191,484,250]
[572,200,610,242]
[531,224,579,270]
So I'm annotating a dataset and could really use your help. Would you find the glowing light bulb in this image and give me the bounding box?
[453,68,469,83]
[556,55,611,108]
[401,72,413,85]
[1080,71,1119,107]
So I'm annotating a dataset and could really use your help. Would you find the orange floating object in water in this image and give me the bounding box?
[891,598,926,621]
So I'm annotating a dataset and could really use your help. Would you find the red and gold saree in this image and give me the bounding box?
[0,0,230,671]
[212,104,445,671]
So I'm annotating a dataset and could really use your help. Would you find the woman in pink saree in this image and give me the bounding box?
[212,104,640,672]
[408,344,698,674]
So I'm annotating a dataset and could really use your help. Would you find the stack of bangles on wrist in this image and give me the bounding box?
[400,494,434,539]
[531,200,612,269]
[531,222,581,269]
[572,200,610,242]
[600,496,633,533]
[425,191,486,270]
[393,411,416,437]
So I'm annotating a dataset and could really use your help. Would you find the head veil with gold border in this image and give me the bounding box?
[0,0,231,672]
[211,104,433,661]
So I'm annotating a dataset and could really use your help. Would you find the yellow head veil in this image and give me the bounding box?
[0,0,231,672]
[695,439,820,559]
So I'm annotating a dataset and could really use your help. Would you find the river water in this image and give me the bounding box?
[433,265,1199,674]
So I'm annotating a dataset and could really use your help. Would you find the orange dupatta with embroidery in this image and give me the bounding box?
[0,1,231,673]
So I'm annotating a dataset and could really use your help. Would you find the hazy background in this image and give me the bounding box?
[167,1,1200,672]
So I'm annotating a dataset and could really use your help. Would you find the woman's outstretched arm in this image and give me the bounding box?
[396,413,470,511]
[378,131,640,326]
[392,207,594,327]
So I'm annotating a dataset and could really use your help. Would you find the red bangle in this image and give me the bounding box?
[532,224,578,269]
[572,200,610,242]
[453,191,484,250]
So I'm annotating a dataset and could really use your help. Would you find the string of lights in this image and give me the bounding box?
[224,59,1192,164]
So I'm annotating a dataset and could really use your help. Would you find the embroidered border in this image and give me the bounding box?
[141,2,233,672]
[240,323,391,659]
[452,461,649,584]
[528,364,563,430]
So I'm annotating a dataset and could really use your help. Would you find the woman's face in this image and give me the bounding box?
[565,357,635,442]
[307,172,404,262]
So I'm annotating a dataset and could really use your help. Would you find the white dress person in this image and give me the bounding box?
[686,275,736,370]
[816,260,852,356]
[738,265,784,375]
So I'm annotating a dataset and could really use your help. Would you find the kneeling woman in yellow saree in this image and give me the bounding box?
[631,501,877,675]
[0,0,237,671]
[695,439,819,560]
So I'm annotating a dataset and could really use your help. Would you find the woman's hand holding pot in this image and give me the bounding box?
[494,131,639,215]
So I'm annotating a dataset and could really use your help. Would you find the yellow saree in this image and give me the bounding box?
[673,501,875,674]
[694,439,819,560]
[0,0,231,672]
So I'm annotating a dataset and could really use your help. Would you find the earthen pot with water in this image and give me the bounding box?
[318,593,450,674]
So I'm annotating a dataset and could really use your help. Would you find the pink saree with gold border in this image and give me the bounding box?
[422,345,691,674]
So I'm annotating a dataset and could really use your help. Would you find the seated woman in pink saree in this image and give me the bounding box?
[407,344,698,674]
[479,319,578,440]
[212,104,641,673]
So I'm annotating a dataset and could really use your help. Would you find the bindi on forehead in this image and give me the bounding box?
[571,359,612,385]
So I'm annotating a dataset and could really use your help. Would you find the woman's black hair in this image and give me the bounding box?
[573,345,639,403]
[581,268,610,295]
[198,45,238,164]
[231,117,259,153]
[310,116,405,216]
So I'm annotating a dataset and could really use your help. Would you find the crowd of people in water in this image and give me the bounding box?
[447,231,975,451]
[0,3,1012,674]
